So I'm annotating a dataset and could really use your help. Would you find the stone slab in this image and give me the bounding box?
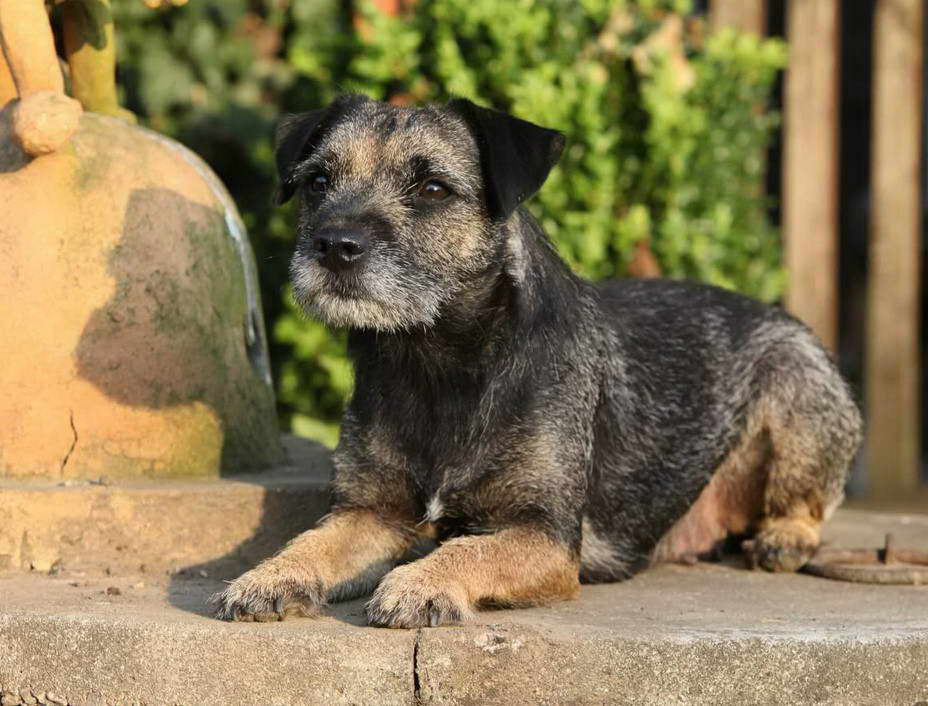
[0,510,926,705]
[0,575,413,706]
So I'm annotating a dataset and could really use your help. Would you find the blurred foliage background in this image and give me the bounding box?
[110,0,786,447]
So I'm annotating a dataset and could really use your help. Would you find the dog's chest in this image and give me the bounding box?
[366,374,494,473]
[367,409,500,521]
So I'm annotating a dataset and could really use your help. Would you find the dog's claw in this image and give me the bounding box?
[233,607,254,622]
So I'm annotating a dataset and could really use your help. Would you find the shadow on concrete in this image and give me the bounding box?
[163,437,438,627]
[161,435,357,622]
[164,574,372,628]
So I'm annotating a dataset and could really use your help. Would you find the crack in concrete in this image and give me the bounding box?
[413,628,422,704]
[59,411,78,476]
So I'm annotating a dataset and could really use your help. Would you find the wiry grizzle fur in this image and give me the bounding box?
[212,96,863,628]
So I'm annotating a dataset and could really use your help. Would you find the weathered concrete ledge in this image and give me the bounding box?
[1,510,926,705]
[0,437,333,574]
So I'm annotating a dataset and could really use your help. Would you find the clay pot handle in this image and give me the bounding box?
[0,0,82,156]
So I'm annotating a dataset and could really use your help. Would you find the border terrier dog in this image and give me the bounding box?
[213,95,863,628]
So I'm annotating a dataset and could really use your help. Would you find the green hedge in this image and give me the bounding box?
[112,0,786,447]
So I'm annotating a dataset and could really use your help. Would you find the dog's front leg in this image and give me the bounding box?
[213,509,414,622]
[366,527,580,628]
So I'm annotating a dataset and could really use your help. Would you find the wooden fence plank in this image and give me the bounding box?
[710,0,766,35]
[867,0,923,495]
[782,0,840,351]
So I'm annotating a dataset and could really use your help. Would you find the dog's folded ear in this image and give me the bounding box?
[274,94,370,204]
[447,98,565,222]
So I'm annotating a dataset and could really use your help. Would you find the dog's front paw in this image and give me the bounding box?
[366,564,474,629]
[744,519,819,573]
[211,561,325,622]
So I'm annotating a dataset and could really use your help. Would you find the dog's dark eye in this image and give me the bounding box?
[418,180,451,201]
[310,174,329,193]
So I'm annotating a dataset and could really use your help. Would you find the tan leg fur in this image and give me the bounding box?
[366,527,580,628]
[212,509,415,621]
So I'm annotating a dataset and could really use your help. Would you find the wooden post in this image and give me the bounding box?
[867,0,923,496]
[710,0,766,35]
[782,0,840,351]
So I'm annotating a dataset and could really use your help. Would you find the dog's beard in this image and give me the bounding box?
[290,251,448,332]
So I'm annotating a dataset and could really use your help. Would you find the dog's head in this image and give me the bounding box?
[277,95,564,331]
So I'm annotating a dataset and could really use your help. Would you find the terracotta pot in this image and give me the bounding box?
[0,111,282,479]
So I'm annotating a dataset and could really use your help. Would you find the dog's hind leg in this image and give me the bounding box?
[744,328,863,572]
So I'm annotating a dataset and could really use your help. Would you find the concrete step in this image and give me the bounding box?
[1,510,927,705]
[0,437,333,575]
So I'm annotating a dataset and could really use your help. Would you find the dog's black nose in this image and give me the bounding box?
[310,228,369,270]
